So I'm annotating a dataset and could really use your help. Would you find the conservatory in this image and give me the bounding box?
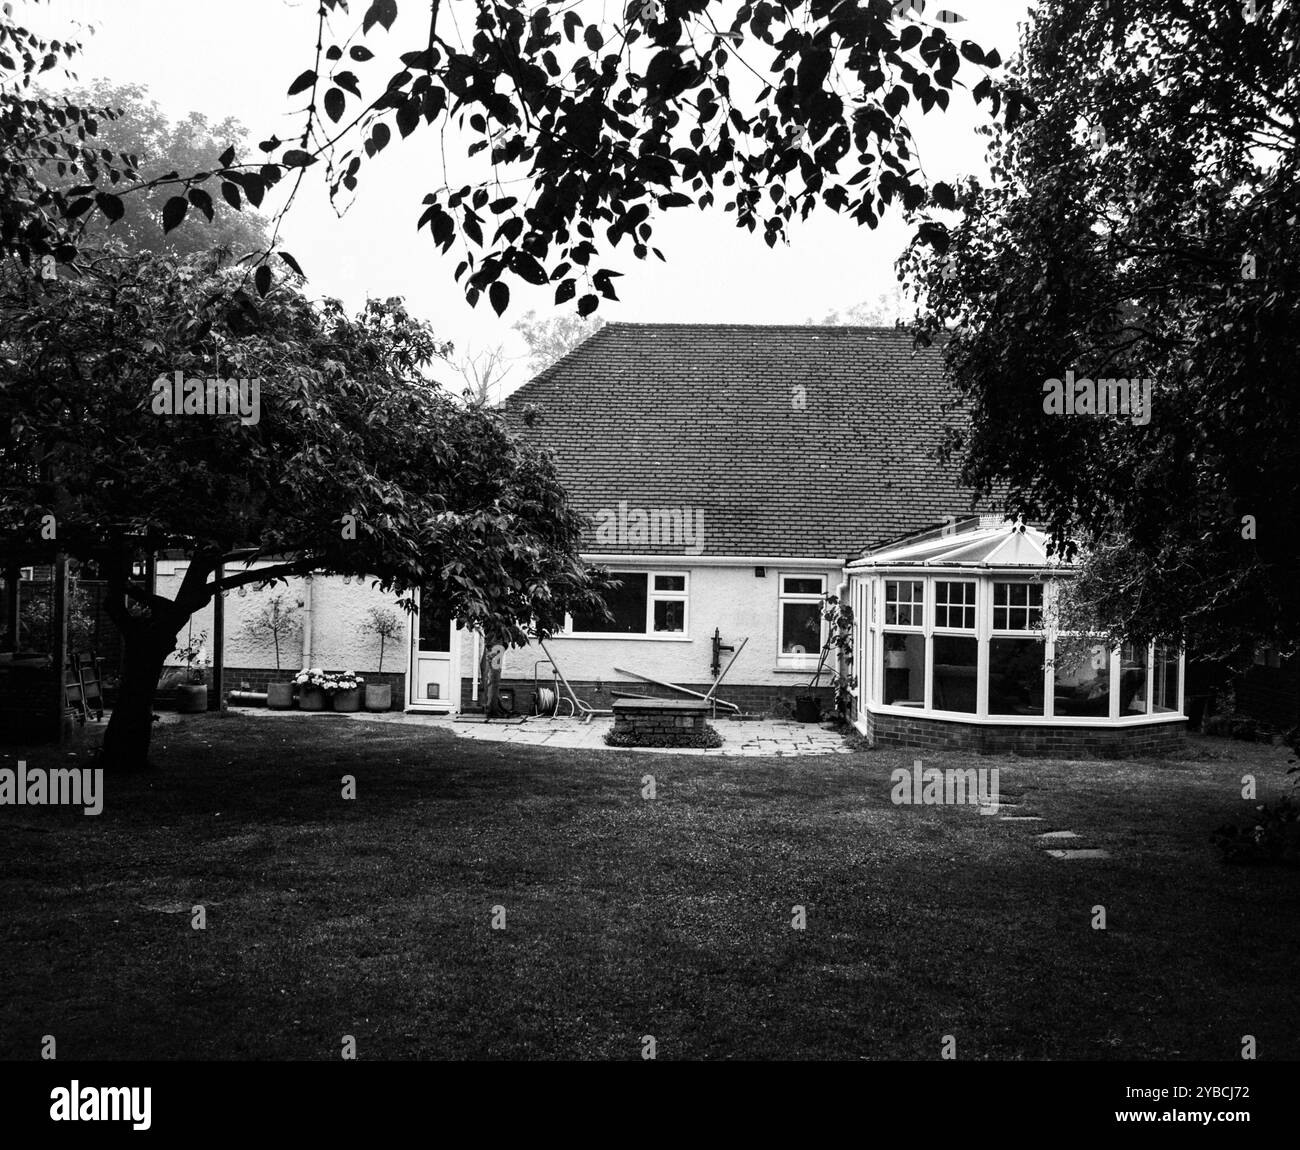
[846,518,1186,756]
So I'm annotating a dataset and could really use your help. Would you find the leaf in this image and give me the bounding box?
[362,0,398,34]
[218,144,237,167]
[585,25,604,51]
[94,192,124,222]
[333,71,361,96]
[162,195,189,233]
[288,69,316,96]
[350,45,374,61]
[282,150,317,167]
[324,87,346,123]
[278,251,306,277]
[489,280,509,316]
[187,188,214,221]
[220,181,242,210]
[577,293,599,317]
[511,251,548,285]
[254,264,272,297]
[555,278,576,305]
[900,25,923,52]
[396,96,420,138]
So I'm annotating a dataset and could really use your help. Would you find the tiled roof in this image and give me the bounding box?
[503,322,985,559]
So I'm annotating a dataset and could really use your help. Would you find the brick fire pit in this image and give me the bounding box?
[612,697,709,738]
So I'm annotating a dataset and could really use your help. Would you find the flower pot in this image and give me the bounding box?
[332,687,362,713]
[794,695,822,723]
[176,683,208,713]
[266,681,294,710]
[364,682,392,712]
[299,685,327,711]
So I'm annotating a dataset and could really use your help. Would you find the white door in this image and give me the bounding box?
[408,587,458,711]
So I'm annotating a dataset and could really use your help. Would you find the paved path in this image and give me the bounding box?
[230,708,853,756]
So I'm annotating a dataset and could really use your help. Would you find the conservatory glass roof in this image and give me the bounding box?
[848,518,1067,570]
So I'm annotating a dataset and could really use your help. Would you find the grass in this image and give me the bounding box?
[1,713,1297,1061]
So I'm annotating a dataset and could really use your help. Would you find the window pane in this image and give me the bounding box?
[1153,645,1180,713]
[654,574,686,592]
[932,635,978,713]
[782,601,822,654]
[993,582,1043,630]
[988,637,1045,715]
[884,580,923,627]
[418,596,452,652]
[571,572,648,633]
[653,599,684,633]
[881,631,925,705]
[935,581,976,630]
[1053,642,1111,717]
[782,576,823,595]
[1119,643,1149,715]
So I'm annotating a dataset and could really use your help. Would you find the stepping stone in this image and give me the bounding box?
[1037,830,1079,840]
[1001,815,1043,822]
[1046,849,1111,860]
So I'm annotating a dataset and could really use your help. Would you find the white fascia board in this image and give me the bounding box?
[582,554,844,567]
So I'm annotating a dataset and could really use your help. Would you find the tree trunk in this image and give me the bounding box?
[479,635,507,717]
[99,626,175,771]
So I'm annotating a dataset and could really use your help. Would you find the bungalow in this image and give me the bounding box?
[157,323,1186,754]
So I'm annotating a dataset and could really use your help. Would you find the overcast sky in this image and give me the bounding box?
[35,0,1032,393]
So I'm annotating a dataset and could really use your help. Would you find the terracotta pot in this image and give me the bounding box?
[332,686,362,712]
[299,685,327,711]
[176,683,208,713]
[266,682,294,710]
[364,683,392,712]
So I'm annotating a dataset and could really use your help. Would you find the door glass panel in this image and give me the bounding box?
[932,635,978,713]
[418,593,452,652]
[988,638,1046,716]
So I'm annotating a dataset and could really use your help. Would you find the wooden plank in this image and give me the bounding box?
[613,666,740,711]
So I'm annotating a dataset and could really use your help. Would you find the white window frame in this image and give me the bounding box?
[777,571,826,669]
[563,569,691,640]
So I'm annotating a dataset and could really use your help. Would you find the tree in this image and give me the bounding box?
[903,0,1300,665]
[513,310,606,375]
[807,284,907,326]
[359,604,401,672]
[0,246,612,768]
[50,81,270,258]
[2,1,1021,303]
[240,590,302,673]
[448,341,511,406]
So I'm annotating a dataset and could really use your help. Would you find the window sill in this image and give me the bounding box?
[555,633,692,642]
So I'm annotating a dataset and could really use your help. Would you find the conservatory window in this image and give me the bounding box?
[884,580,924,627]
[881,631,926,706]
[931,635,979,713]
[934,580,976,630]
[1118,642,1150,715]
[992,582,1044,631]
[1153,644,1180,713]
[988,638,1046,716]
[1053,640,1112,718]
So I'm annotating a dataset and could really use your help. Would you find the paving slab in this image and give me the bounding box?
[1000,815,1044,822]
[1038,830,1080,840]
[1046,849,1111,860]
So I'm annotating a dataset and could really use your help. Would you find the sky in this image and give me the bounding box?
[30,0,1033,394]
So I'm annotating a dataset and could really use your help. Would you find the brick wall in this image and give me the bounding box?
[612,704,707,736]
[463,677,833,716]
[864,710,1187,758]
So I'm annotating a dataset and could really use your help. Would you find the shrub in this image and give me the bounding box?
[1213,797,1300,866]
[605,724,724,749]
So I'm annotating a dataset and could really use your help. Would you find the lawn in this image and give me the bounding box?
[1,714,1297,1061]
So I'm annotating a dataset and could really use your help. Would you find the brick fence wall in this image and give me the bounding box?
[864,710,1187,758]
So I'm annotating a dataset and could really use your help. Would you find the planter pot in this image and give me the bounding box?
[364,683,392,712]
[332,687,362,713]
[299,685,327,712]
[794,695,822,723]
[176,683,208,714]
[266,681,294,710]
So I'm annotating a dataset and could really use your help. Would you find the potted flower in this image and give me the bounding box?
[241,591,301,709]
[174,629,209,714]
[294,667,329,711]
[328,669,363,712]
[360,606,401,711]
